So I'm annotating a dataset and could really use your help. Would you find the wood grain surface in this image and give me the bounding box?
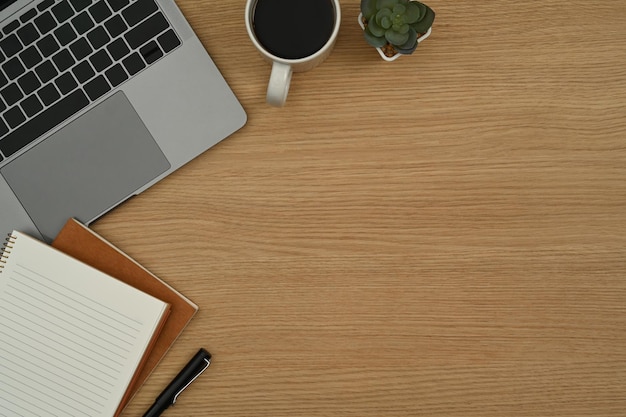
[109,1,626,416]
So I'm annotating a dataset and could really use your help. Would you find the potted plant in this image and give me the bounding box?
[359,0,435,61]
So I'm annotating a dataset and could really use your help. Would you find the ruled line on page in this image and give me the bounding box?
[0,300,129,359]
[0,365,105,414]
[0,319,122,379]
[0,340,114,395]
[16,264,144,333]
[8,276,140,340]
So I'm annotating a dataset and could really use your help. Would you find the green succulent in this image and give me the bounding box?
[361,0,435,55]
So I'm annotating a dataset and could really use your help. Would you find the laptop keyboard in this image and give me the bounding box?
[0,0,181,162]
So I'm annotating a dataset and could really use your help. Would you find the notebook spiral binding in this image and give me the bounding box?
[0,233,17,271]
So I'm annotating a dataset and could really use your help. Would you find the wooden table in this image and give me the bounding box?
[111,1,626,416]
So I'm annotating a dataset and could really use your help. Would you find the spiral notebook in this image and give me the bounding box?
[0,231,170,417]
[52,218,198,414]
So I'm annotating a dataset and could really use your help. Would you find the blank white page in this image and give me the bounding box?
[0,231,169,417]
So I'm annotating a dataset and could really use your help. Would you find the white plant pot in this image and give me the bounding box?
[358,12,432,62]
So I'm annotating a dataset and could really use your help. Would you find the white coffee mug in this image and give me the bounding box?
[245,0,341,107]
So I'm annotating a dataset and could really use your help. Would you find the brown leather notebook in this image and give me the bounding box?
[52,218,198,415]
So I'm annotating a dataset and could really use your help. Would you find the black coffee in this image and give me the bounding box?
[253,0,335,60]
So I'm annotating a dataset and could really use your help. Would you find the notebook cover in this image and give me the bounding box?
[52,218,198,414]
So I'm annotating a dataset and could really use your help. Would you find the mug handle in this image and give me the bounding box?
[267,61,292,107]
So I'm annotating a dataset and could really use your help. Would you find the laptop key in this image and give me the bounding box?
[37,34,60,58]
[90,50,112,72]
[35,60,58,84]
[0,72,7,89]
[20,9,38,23]
[0,34,23,58]
[107,38,129,61]
[2,20,19,35]
[0,89,89,157]
[72,11,95,35]
[125,13,168,50]
[73,60,95,83]
[34,12,57,35]
[55,72,78,95]
[17,72,41,96]
[84,75,110,100]
[52,1,75,23]
[139,41,162,65]
[37,0,55,11]
[70,0,93,12]
[104,63,127,87]
[17,23,39,46]
[1,83,23,107]
[122,52,145,75]
[4,106,26,129]
[54,23,78,47]
[157,30,180,53]
[52,49,75,73]
[89,1,113,24]
[86,26,110,50]
[20,46,43,69]
[107,0,129,13]
[21,94,44,117]
[122,0,158,27]
[3,57,25,80]
[38,83,61,106]
[69,38,93,61]
[103,14,127,38]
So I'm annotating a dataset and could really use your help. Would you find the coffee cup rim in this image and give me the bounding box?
[245,0,341,65]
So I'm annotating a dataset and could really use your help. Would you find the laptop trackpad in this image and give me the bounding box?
[1,92,170,241]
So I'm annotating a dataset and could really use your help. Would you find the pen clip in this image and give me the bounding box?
[172,357,211,404]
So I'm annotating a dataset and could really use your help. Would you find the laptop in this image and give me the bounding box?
[0,0,247,242]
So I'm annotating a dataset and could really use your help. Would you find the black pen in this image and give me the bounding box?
[143,348,212,417]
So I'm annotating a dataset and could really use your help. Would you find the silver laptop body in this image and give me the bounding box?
[0,0,246,241]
